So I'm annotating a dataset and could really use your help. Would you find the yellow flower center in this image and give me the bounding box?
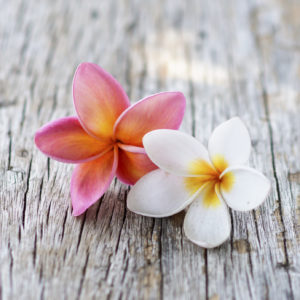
[184,155,235,207]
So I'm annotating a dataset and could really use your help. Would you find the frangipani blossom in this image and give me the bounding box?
[128,118,271,248]
[35,62,186,216]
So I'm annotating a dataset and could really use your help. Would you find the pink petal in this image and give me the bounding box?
[35,116,111,163]
[117,146,157,185]
[73,62,130,139]
[71,147,118,216]
[113,92,186,147]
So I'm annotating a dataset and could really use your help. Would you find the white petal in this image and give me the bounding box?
[143,129,212,176]
[127,169,201,217]
[208,117,251,172]
[220,166,271,211]
[183,184,231,248]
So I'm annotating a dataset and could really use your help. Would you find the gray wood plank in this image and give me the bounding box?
[0,0,299,299]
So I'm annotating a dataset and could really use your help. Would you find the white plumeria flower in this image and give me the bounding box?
[127,117,271,248]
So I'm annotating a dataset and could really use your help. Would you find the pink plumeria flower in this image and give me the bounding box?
[35,62,186,216]
[128,117,271,248]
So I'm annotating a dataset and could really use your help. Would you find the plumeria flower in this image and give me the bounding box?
[128,117,271,248]
[35,62,186,216]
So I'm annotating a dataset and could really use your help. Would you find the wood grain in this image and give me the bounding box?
[0,0,299,299]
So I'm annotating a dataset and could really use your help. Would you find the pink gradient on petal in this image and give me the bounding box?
[73,62,130,140]
[71,147,118,216]
[35,116,112,163]
[117,147,157,185]
[113,92,186,147]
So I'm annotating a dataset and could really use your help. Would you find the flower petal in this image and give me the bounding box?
[208,117,251,172]
[117,145,157,185]
[183,183,231,248]
[143,129,212,176]
[35,116,111,163]
[220,166,271,211]
[73,63,130,139]
[127,169,199,217]
[71,147,118,216]
[113,92,186,147]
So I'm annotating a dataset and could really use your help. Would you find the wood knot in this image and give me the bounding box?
[17,148,29,158]
[288,172,300,184]
[233,239,251,254]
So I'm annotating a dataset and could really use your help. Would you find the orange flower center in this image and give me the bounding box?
[184,155,235,207]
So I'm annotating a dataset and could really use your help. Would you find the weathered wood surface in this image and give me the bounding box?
[0,0,300,299]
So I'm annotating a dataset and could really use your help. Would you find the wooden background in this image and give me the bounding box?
[0,0,299,299]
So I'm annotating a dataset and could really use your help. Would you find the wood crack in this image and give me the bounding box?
[94,195,104,226]
[159,219,164,300]
[60,208,68,242]
[120,249,129,284]
[47,158,50,179]
[229,209,234,262]
[246,229,253,276]
[252,210,261,246]
[33,232,37,267]
[22,157,33,228]
[8,241,13,290]
[115,188,128,253]
[204,249,209,300]
[7,121,12,170]
[19,96,27,132]
[76,252,89,300]
[37,178,44,213]
[46,201,52,226]
[76,213,87,253]
[185,44,196,137]
[104,253,113,281]
[261,78,294,300]
[261,82,289,265]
